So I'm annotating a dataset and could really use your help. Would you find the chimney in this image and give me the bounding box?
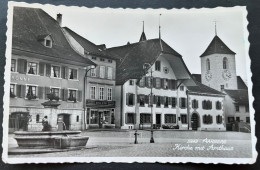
[57,13,62,26]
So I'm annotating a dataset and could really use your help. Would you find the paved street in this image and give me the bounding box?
[8,130,253,158]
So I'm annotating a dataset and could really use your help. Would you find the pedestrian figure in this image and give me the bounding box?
[57,117,66,131]
[134,130,139,144]
[42,116,50,131]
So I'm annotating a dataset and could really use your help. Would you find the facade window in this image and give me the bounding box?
[155,60,161,71]
[216,115,222,124]
[139,95,145,107]
[236,117,240,122]
[147,77,152,88]
[156,96,161,107]
[246,117,250,123]
[91,56,96,60]
[51,65,60,78]
[11,59,16,72]
[164,79,169,89]
[107,67,113,79]
[90,86,96,99]
[99,87,104,100]
[107,88,112,101]
[90,110,98,124]
[129,80,134,85]
[140,113,151,124]
[36,114,40,123]
[155,78,161,88]
[181,115,187,124]
[192,99,199,109]
[108,59,112,63]
[220,85,224,91]
[28,62,38,75]
[51,88,59,97]
[165,114,176,123]
[76,115,79,122]
[223,57,228,69]
[100,58,105,62]
[180,98,187,108]
[68,89,77,102]
[202,100,212,110]
[26,85,37,99]
[91,68,96,77]
[245,105,249,112]
[127,93,135,106]
[228,117,235,123]
[180,86,184,91]
[69,68,78,80]
[99,66,105,78]
[203,115,213,124]
[206,58,210,70]
[126,113,135,124]
[164,97,169,108]
[216,101,222,110]
[139,77,145,87]
[235,105,240,112]
[10,84,16,98]
[171,97,176,107]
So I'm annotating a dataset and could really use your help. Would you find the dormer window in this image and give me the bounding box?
[45,39,51,47]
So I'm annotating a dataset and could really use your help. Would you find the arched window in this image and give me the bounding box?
[206,59,210,70]
[223,57,228,69]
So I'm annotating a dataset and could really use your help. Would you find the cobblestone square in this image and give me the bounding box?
[9,130,253,158]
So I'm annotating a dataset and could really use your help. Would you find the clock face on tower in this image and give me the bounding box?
[205,71,212,81]
[222,70,232,81]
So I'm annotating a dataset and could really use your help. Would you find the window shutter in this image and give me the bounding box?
[126,93,129,105]
[20,85,26,98]
[153,78,156,88]
[132,94,135,105]
[137,95,140,103]
[112,68,115,80]
[60,89,64,101]
[73,69,78,79]
[45,87,50,99]
[17,59,27,74]
[61,66,65,79]
[145,95,149,104]
[192,100,194,108]
[64,89,68,101]
[196,100,199,108]
[105,66,108,79]
[168,79,172,89]
[155,96,158,103]
[96,66,100,78]
[145,77,148,87]
[77,90,82,102]
[161,78,164,89]
[46,64,51,77]
[16,85,21,98]
[64,67,68,79]
[172,80,176,90]
[39,62,45,76]
[38,86,44,99]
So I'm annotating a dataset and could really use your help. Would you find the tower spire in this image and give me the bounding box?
[139,21,147,42]
[159,14,163,51]
[214,20,217,36]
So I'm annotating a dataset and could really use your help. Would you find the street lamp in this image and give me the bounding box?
[143,63,154,143]
[83,65,96,130]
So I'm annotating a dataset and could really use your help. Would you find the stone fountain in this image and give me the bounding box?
[13,96,89,150]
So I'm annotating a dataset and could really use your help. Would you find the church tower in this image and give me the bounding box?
[200,30,237,91]
[139,21,147,42]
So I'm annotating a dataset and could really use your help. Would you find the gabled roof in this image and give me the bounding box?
[200,35,236,57]
[237,76,248,90]
[187,80,225,96]
[106,39,192,85]
[12,7,95,67]
[224,89,249,105]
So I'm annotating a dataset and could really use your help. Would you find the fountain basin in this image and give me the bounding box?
[14,131,89,149]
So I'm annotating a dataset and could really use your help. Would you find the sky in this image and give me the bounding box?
[40,5,249,83]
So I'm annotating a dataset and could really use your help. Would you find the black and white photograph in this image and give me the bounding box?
[2,1,257,164]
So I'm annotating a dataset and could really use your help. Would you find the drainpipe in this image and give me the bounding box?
[186,90,190,130]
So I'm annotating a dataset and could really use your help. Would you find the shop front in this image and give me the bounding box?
[86,100,116,129]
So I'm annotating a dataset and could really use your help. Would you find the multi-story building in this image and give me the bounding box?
[62,27,117,129]
[9,7,95,132]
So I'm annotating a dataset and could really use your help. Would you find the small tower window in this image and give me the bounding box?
[223,57,228,69]
[206,59,210,70]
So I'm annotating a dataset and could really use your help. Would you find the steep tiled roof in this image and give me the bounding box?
[200,35,236,57]
[224,89,249,105]
[187,81,225,96]
[12,7,95,67]
[191,74,202,83]
[106,39,191,85]
[63,27,116,59]
[237,76,248,90]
